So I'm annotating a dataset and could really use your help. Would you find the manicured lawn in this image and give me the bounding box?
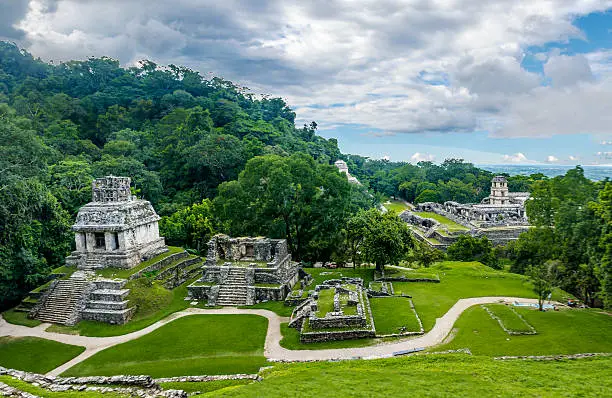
[383,199,410,213]
[95,246,184,279]
[2,308,42,327]
[63,315,269,377]
[0,337,85,373]
[0,376,126,398]
[303,267,376,286]
[370,297,421,335]
[160,379,253,394]
[316,288,335,317]
[381,267,440,281]
[210,355,612,397]
[239,301,294,317]
[483,303,534,333]
[436,307,612,356]
[279,323,378,350]
[49,276,197,337]
[390,261,568,331]
[414,211,468,231]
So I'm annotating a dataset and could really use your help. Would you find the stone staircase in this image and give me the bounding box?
[81,279,134,324]
[34,274,93,325]
[216,268,248,306]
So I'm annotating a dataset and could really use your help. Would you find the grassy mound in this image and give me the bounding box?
[413,211,469,231]
[0,376,125,397]
[0,337,84,373]
[159,379,253,394]
[391,261,567,331]
[2,309,42,327]
[203,355,611,397]
[370,297,421,335]
[436,307,612,356]
[304,267,375,286]
[483,303,535,333]
[95,246,184,279]
[63,315,268,378]
[383,200,410,213]
[125,278,173,319]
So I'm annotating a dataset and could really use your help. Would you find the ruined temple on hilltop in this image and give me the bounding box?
[334,160,361,184]
[65,176,167,269]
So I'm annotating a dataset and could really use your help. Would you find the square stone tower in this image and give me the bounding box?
[489,176,509,205]
[65,176,167,269]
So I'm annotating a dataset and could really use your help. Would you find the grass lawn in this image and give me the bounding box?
[483,303,534,333]
[382,267,440,281]
[436,307,612,356]
[279,322,378,350]
[0,376,126,398]
[370,297,421,334]
[316,288,335,317]
[2,308,42,327]
[239,301,294,317]
[210,355,612,397]
[390,261,568,331]
[0,337,85,373]
[383,199,410,213]
[95,246,184,279]
[63,315,268,378]
[160,379,253,394]
[303,267,376,286]
[47,276,198,337]
[414,211,469,231]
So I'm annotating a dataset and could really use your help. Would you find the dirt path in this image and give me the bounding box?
[0,297,546,376]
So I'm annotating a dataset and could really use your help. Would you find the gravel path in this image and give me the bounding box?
[0,297,547,376]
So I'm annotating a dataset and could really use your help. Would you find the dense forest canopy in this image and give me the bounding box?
[0,41,609,310]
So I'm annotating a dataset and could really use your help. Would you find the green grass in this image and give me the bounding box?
[0,337,85,373]
[303,267,376,286]
[381,267,440,281]
[2,308,41,327]
[207,355,612,397]
[239,301,294,317]
[483,303,534,333]
[383,199,410,213]
[50,276,197,337]
[414,211,469,231]
[160,379,253,394]
[370,297,421,334]
[95,246,184,279]
[0,376,126,398]
[436,307,612,356]
[63,315,268,378]
[279,322,378,350]
[316,288,335,317]
[390,261,567,331]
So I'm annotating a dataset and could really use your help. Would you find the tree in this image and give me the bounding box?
[214,154,369,261]
[408,240,445,268]
[528,260,559,311]
[359,209,414,272]
[447,235,495,266]
[159,199,216,252]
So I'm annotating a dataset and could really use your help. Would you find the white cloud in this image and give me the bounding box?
[569,155,578,161]
[410,152,435,162]
[502,152,532,163]
[382,154,391,161]
[11,0,612,139]
[544,54,594,87]
[546,155,559,162]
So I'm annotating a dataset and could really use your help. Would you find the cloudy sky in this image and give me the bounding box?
[2,0,612,165]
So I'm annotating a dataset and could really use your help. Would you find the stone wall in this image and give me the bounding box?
[81,306,135,324]
[129,251,188,280]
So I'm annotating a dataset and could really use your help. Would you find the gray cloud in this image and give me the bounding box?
[12,0,612,139]
[0,0,30,39]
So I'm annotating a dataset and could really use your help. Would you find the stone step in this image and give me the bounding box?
[86,300,129,310]
[89,289,129,302]
[81,307,135,325]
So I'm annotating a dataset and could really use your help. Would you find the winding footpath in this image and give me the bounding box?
[0,297,545,377]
